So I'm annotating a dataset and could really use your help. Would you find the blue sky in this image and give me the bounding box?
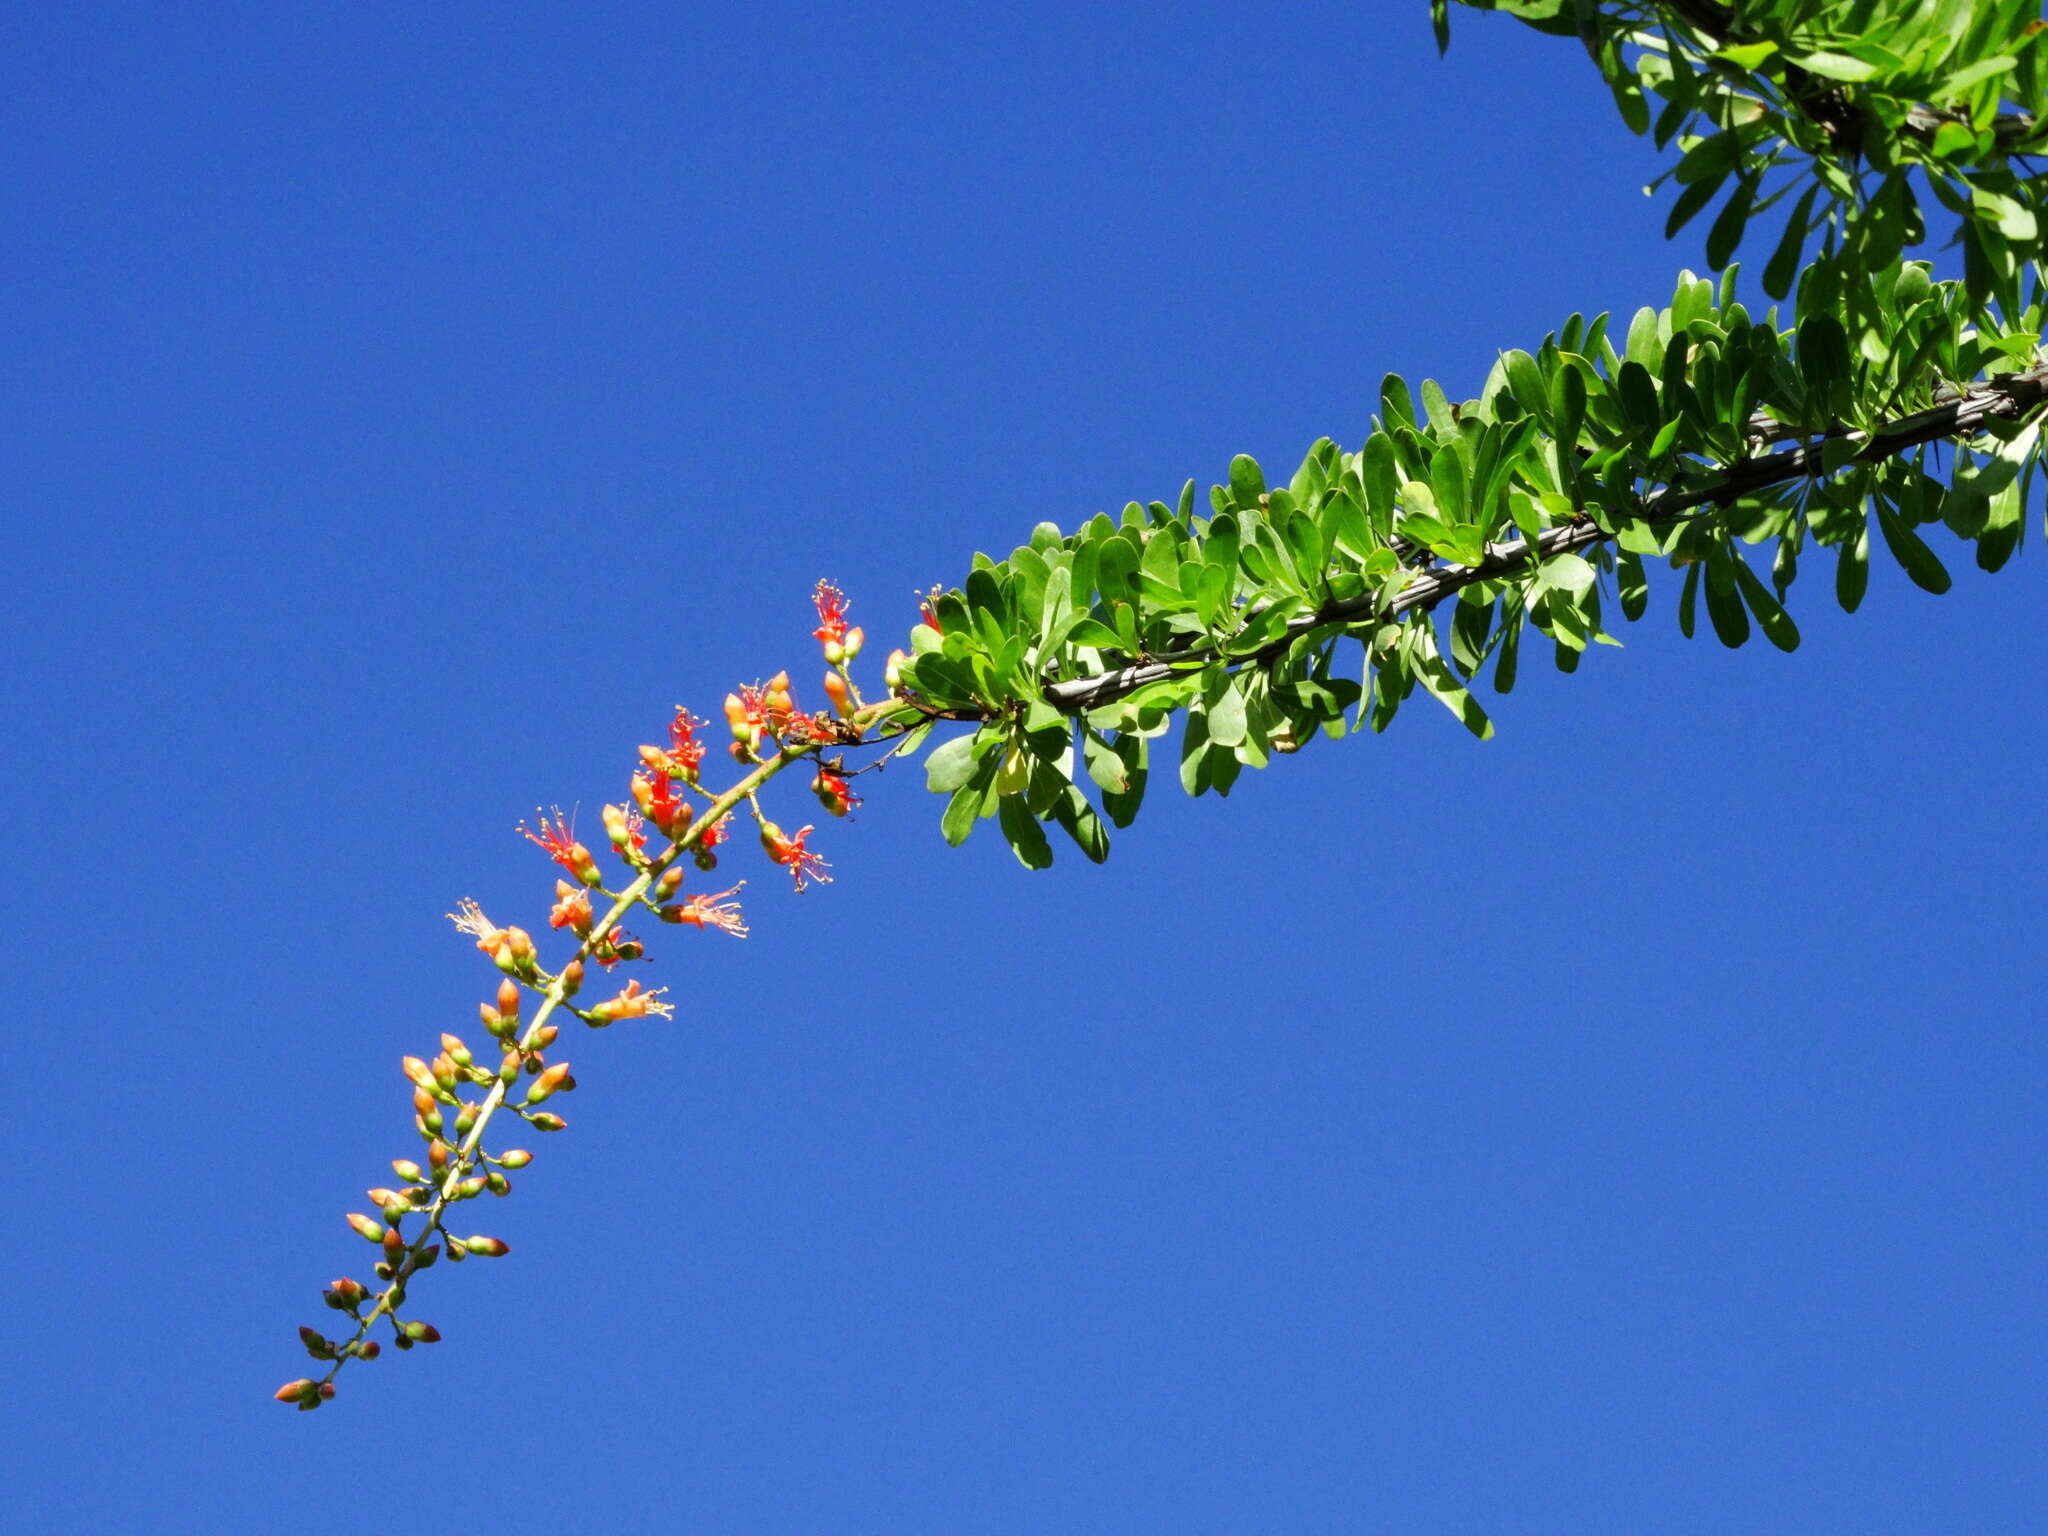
[6,3,2046,1531]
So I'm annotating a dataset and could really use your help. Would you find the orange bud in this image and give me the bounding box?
[532,1024,559,1050]
[440,1034,472,1068]
[653,865,683,901]
[275,1378,320,1405]
[400,1320,441,1343]
[392,1159,423,1183]
[428,1140,452,1174]
[559,959,584,997]
[525,1061,573,1104]
[345,1213,386,1244]
[528,1112,567,1132]
[462,1235,510,1257]
[496,979,521,1017]
[381,1226,404,1264]
[822,671,853,718]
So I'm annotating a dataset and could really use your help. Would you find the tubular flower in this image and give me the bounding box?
[449,899,507,958]
[601,802,648,859]
[590,929,646,967]
[520,807,602,886]
[631,770,691,838]
[588,979,673,1024]
[919,584,944,631]
[548,880,594,935]
[812,768,858,817]
[667,708,708,780]
[812,579,849,649]
[665,881,749,937]
[759,821,831,891]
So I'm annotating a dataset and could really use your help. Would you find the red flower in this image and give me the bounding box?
[812,579,849,645]
[520,807,600,885]
[632,770,691,838]
[669,881,749,937]
[759,821,831,891]
[812,768,859,817]
[548,881,594,935]
[667,709,707,779]
[919,584,944,631]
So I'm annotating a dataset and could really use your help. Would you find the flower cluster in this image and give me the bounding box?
[282,579,899,1410]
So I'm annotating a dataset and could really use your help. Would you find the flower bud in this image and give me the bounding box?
[653,865,684,901]
[528,1112,567,1132]
[822,637,844,666]
[414,1243,440,1270]
[498,1052,521,1086]
[462,1235,511,1257]
[499,1149,533,1170]
[458,1175,488,1199]
[525,1061,573,1104]
[275,1378,321,1405]
[354,1340,380,1361]
[559,959,584,997]
[381,1226,404,1264]
[345,1213,386,1244]
[402,1056,436,1093]
[486,1169,510,1195]
[322,1277,365,1310]
[843,625,864,659]
[299,1326,335,1360]
[885,648,907,690]
[454,1106,477,1137]
[496,979,521,1018]
[822,671,853,718]
[400,1320,441,1343]
[440,1034,472,1069]
[428,1139,452,1175]
[533,1024,559,1050]
[367,1189,409,1221]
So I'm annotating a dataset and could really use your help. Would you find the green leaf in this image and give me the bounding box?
[1101,734,1148,827]
[1048,781,1110,862]
[1492,608,1520,694]
[1675,129,1742,186]
[1836,522,1870,613]
[1228,454,1266,507]
[1704,177,1754,268]
[1665,170,1730,239]
[1617,547,1648,620]
[1762,185,1820,301]
[997,793,1053,869]
[1416,648,1494,739]
[1791,50,1882,82]
[1702,555,1751,648]
[1502,349,1548,423]
[924,731,985,793]
[1677,561,1700,638]
[1875,502,1952,594]
[1729,552,1800,651]
[1204,665,1248,747]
